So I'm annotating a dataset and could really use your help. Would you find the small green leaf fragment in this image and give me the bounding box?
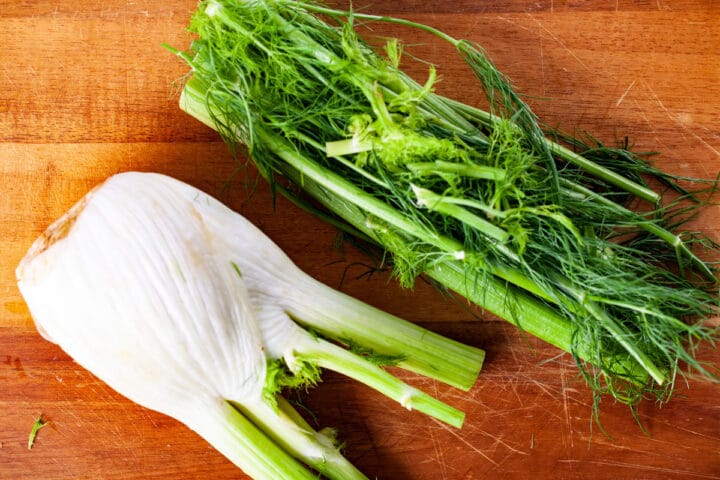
[28,415,48,450]
[230,261,243,278]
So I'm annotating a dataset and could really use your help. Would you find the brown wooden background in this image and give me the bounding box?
[2,1,719,479]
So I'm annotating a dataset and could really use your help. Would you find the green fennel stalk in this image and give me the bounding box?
[169,0,719,410]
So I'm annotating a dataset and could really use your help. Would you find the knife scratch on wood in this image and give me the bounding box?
[431,419,499,466]
[427,418,449,479]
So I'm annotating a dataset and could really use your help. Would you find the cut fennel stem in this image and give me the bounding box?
[16,172,483,480]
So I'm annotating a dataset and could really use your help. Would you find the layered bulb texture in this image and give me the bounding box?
[16,172,483,480]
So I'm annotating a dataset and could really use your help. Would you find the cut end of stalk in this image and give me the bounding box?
[325,138,373,157]
[411,183,429,208]
[179,79,216,131]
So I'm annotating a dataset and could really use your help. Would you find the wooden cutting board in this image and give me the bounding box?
[2,1,719,479]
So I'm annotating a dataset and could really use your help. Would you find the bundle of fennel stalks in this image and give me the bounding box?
[170,0,719,413]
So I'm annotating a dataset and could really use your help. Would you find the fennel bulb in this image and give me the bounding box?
[16,171,484,480]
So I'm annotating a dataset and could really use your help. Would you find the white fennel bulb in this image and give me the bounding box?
[17,172,484,480]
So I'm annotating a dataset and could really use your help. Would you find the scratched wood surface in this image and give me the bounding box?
[1,1,719,479]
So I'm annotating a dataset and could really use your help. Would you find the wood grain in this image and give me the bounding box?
[1,2,719,479]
